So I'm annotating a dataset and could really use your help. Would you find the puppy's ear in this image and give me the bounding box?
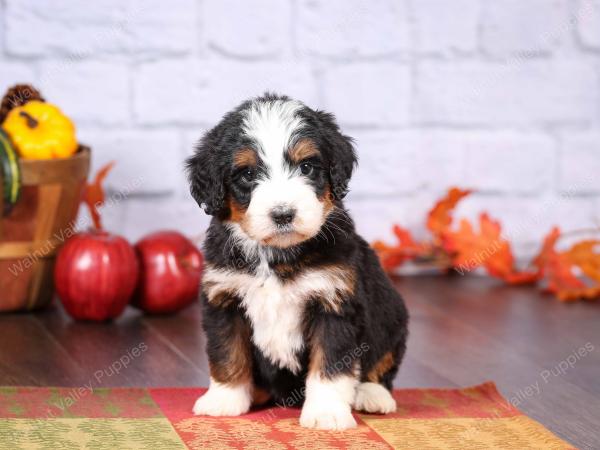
[186,140,226,216]
[316,111,357,200]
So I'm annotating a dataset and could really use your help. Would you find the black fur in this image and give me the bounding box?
[187,93,408,406]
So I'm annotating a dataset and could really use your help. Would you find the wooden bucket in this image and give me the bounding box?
[0,147,90,312]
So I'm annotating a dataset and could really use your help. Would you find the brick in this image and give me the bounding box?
[558,132,600,193]
[480,0,568,56]
[464,132,557,194]
[322,63,411,127]
[0,62,36,93]
[121,197,210,242]
[0,0,4,52]
[297,0,409,57]
[5,0,195,57]
[126,0,197,55]
[134,60,317,126]
[345,194,433,243]
[5,0,127,56]
[539,196,598,241]
[414,61,598,126]
[348,132,424,197]
[204,0,291,57]
[405,131,468,192]
[412,0,480,54]
[38,61,129,126]
[577,0,600,49]
[347,130,467,197]
[78,129,182,195]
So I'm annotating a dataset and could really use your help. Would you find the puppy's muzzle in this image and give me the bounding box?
[270,205,296,227]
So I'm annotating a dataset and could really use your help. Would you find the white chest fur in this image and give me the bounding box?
[241,269,305,373]
[203,262,354,374]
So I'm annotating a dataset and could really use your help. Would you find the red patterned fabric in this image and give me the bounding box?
[0,382,574,449]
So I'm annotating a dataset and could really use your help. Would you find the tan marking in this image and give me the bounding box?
[308,341,326,378]
[252,387,272,406]
[288,138,320,163]
[233,147,257,168]
[209,316,253,385]
[263,231,307,248]
[309,264,355,313]
[227,196,248,224]
[367,352,395,383]
[204,263,355,314]
[272,263,296,279]
[320,184,335,216]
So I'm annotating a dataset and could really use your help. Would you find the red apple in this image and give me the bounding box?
[133,230,203,314]
[54,230,139,321]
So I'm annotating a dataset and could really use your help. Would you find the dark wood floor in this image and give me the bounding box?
[1,275,598,449]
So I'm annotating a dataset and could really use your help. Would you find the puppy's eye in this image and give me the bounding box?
[300,162,314,176]
[239,168,256,185]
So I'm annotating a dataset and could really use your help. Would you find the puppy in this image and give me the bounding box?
[186,93,408,430]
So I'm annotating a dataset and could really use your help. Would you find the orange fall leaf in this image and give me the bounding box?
[82,162,115,230]
[372,225,425,272]
[372,188,599,301]
[427,187,472,239]
[442,213,538,284]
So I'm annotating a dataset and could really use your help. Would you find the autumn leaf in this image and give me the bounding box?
[442,214,504,273]
[555,285,600,302]
[530,228,600,301]
[427,188,472,239]
[371,187,598,300]
[442,213,538,284]
[82,162,115,230]
[532,226,561,275]
[564,240,600,283]
[373,225,424,272]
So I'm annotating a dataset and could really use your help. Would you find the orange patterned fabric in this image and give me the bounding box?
[0,382,574,449]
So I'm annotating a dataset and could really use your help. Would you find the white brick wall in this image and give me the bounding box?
[0,0,599,259]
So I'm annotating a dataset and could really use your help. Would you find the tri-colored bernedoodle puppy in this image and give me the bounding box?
[186,93,408,430]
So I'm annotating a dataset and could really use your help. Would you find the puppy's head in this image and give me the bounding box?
[186,93,356,249]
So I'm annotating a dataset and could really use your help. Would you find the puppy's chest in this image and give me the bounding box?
[203,263,354,374]
[241,272,306,373]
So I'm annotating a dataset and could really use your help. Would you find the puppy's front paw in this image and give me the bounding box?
[300,399,357,430]
[353,382,397,414]
[192,382,251,416]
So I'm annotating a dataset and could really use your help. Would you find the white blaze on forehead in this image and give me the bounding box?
[242,99,304,177]
[239,98,326,246]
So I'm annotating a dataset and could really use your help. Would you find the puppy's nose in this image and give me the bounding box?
[270,206,296,226]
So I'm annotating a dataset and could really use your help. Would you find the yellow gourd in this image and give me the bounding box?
[2,101,78,159]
